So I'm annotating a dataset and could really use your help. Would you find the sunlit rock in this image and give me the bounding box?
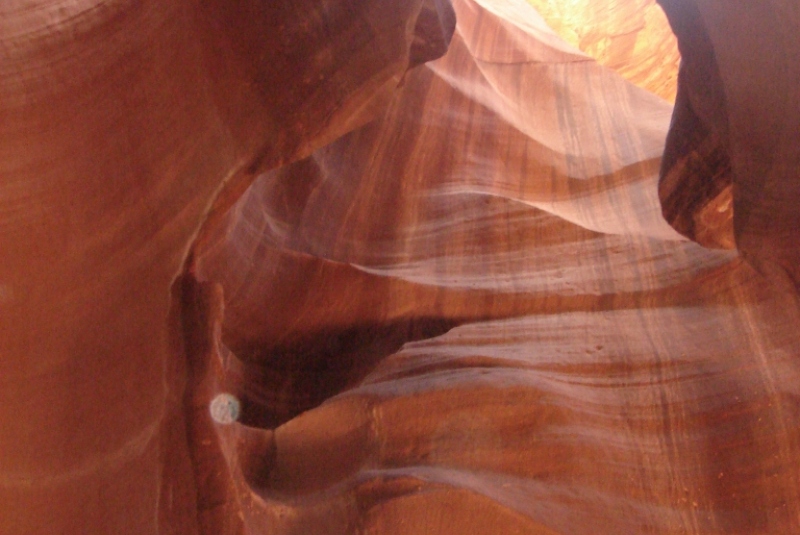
[1,0,799,533]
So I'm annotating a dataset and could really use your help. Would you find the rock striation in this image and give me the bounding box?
[1,0,799,533]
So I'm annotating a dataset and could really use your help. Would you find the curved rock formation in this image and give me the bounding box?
[1,0,799,534]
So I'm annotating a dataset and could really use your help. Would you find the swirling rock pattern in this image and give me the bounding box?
[1,0,799,534]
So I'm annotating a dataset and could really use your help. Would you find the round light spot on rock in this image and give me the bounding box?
[210,393,241,424]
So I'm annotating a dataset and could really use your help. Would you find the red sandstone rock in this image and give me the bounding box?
[1,0,799,534]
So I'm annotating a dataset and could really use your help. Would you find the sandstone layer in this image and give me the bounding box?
[1,0,799,534]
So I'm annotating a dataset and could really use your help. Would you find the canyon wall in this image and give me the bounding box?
[1,0,798,533]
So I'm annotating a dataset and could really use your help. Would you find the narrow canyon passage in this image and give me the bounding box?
[1,0,799,534]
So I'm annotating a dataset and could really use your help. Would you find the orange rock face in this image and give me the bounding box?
[1,0,799,534]
[526,0,680,102]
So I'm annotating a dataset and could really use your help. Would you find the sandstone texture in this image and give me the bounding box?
[1,0,799,533]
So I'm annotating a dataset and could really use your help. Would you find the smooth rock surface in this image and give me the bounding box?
[1,0,799,533]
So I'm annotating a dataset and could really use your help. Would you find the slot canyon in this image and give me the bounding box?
[1,0,799,533]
